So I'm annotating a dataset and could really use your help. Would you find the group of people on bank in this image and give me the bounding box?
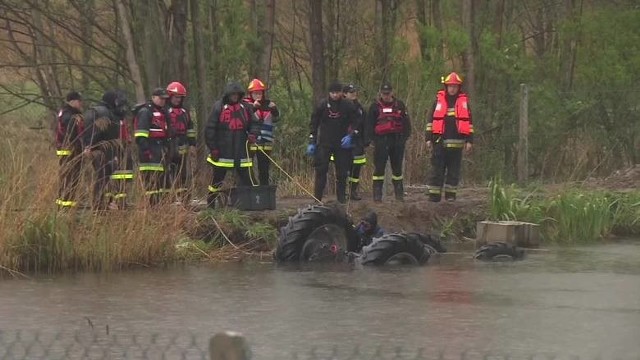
[54,72,472,209]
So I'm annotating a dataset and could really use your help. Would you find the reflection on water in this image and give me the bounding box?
[1,243,640,358]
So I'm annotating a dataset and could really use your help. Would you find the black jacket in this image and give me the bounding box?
[366,97,411,142]
[309,98,359,147]
[82,102,120,150]
[56,104,84,154]
[135,102,171,152]
[205,82,260,161]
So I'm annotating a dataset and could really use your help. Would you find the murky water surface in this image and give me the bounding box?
[1,243,639,359]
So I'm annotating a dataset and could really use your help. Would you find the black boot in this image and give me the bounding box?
[350,182,362,201]
[336,181,347,204]
[393,180,404,202]
[373,181,383,202]
[445,191,456,202]
[428,193,441,203]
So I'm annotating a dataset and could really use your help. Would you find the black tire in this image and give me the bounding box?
[474,242,525,261]
[359,233,431,266]
[407,232,447,254]
[275,204,360,262]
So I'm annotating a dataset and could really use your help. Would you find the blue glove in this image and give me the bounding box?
[341,134,353,149]
[306,143,316,156]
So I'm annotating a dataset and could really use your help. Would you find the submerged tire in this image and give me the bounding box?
[408,232,447,254]
[275,204,360,262]
[474,242,525,261]
[359,233,431,266]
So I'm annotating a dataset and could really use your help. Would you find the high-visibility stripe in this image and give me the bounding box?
[186,129,196,138]
[392,175,403,181]
[178,145,189,155]
[426,186,441,194]
[250,145,273,151]
[469,125,474,134]
[348,177,360,183]
[55,199,77,207]
[134,130,149,138]
[425,124,432,131]
[372,175,385,181]
[113,193,127,199]
[56,150,72,156]
[353,155,366,165]
[445,143,465,148]
[145,190,162,196]
[139,163,164,171]
[446,108,456,116]
[444,184,457,193]
[176,188,188,193]
[208,185,221,193]
[330,155,335,162]
[444,139,465,148]
[110,171,134,180]
[207,156,252,168]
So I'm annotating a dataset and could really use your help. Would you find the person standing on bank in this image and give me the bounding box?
[367,82,411,202]
[343,83,367,200]
[134,88,171,206]
[307,81,359,204]
[425,72,473,202]
[55,91,84,208]
[244,78,279,185]
[166,81,196,201]
[205,82,260,208]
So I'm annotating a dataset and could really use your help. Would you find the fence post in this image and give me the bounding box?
[517,83,529,184]
[209,331,252,360]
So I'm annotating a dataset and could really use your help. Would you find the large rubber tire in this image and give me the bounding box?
[406,232,447,254]
[359,233,431,266]
[474,242,525,261]
[275,204,360,262]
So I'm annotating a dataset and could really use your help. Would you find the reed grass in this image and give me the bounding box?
[489,178,640,243]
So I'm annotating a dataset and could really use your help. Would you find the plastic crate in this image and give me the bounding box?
[229,185,277,211]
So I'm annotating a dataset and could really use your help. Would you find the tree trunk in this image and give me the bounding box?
[431,0,444,59]
[376,0,392,81]
[190,0,210,187]
[117,0,146,102]
[80,0,95,90]
[260,0,276,83]
[167,0,189,84]
[308,0,326,104]
[461,0,475,101]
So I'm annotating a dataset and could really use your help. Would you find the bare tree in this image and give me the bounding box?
[167,0,189,84]
[461,0,475,100]
[308,0,325,104]
[116,0,145,102]
[190,0,209,173]
[260,0,276,83]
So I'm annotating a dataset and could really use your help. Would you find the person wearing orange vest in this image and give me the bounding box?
[166,81,196,201]
[134,88,171,206]
[55,91,84,208]
[244,78,279,185]
[425,72,473,202]
[367,82,411,202]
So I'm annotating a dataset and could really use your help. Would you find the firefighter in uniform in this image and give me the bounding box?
[83,89,129,210]
[307,82,359,203]
[109,106,135,208]
[205,82,260,208]
[367,82,411,202]
[166,81,196,201]
[244,78,279,185]
[425,72,473,202]
[55,91,84,208]
[343,84,367,200]
[134,88,171,206]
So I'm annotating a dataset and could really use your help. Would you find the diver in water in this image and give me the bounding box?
[355,211,384,248]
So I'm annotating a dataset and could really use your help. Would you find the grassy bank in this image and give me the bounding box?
[489,179,640,243]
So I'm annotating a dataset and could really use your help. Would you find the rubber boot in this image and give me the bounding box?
[393,180,404,202]
[445,191,456,202]
[350,182,362,201]
[373,181,383,202]
[428,192,442,203]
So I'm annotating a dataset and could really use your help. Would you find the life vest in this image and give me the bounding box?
[55,107,83,150]
[374,100,404,135]
[119,119,131,143]
[135,105,168,139]
[220,103,250,131]
[168,107,189,136]
[431,91,471,135]
[245,97,276,142]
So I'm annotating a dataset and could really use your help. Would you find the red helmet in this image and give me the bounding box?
[442,72,463,85]
[247,78,266,92]
[166,81,187,96]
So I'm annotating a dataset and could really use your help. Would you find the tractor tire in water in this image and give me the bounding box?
[275,204,360,263]
[359,233,431,266]
[474,242,525,261]
[408,232,447,254]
